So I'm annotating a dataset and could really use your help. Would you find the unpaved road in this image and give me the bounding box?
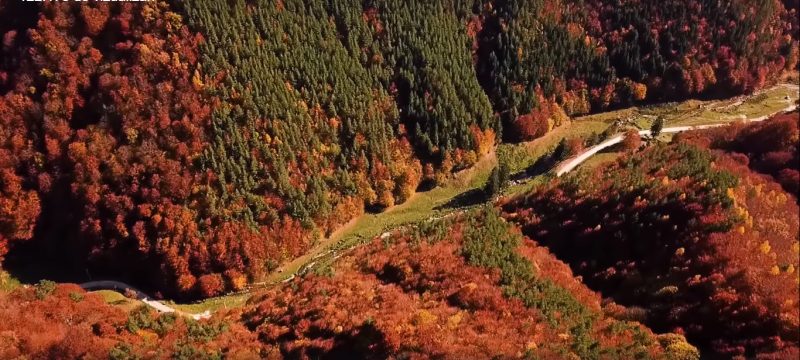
[555,91,798,176]
[80,280,211,319]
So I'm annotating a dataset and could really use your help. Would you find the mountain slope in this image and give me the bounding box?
[500,124,800,357]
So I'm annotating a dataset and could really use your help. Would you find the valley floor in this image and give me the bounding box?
[0,80,780,315]
[151,82,800,314]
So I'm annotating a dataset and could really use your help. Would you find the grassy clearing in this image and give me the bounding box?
[91,290,143,312]
[504,173,551,196]
[728,86,796,119]
[295,153,499,275]
[93,289,127,303]
[638,85,797,128]
[498,120,609,174]
[169,83,797,313]
[300,154,497,270]
[579,106,638,123]
[167,292,250,313]
[575,151,622,172]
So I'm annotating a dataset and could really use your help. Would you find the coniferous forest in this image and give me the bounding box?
[0,0,798,358]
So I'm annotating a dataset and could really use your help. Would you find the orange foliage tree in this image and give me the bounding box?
[620,129,642,152]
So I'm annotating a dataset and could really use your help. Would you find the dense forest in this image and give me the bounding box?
[0,281,265,359]
[0,0,796,300]
[500,117,800,357]
[0,0,796,353]
[4,111,797,357]
[676,112,799,196]
[0,209,702,359]
[476,0,798,140]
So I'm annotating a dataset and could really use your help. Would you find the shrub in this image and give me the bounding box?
[69,292,84,302]
[172,341,221,360]
[34,280,56,300]
[650,117,665,138]
[126,305,154,333]
[109,343,139,360]
[483,162,510,199]
[186,319,228,343]
[621,129,642,152]
[197,274,225,298]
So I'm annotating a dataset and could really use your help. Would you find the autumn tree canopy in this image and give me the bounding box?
[501,133,800,358]
[0,0,796,300]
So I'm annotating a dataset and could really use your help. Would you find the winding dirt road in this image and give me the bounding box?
[555,95,798,176]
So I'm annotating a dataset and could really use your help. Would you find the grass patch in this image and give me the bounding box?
[638,85,797,128]
[503,173,551,197]
[168,292,250,314]
[498,120,609,174]
[305,158,499,275]
[575,151,622,172]
[93,289,128,303]
[731,86,796,118]
[91,290,144,312]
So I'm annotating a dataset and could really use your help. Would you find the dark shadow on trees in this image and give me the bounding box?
[433,188,486,211]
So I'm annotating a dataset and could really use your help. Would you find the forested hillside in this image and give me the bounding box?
[0,1,224,298]
[500,123,800,357]
[0,282,266,359]
[676,112,799,196]
[476,0,798,140]
[0,210,700,359]
[0,0,797,300]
